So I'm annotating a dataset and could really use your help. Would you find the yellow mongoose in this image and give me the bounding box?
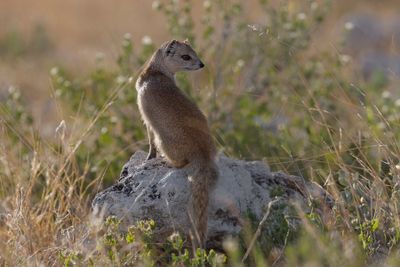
[135,39,218,248]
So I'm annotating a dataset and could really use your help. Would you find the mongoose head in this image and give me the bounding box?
[161,39,205,73]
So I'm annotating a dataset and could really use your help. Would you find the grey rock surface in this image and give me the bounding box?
[92,151,330,245]
[340,13,400,81]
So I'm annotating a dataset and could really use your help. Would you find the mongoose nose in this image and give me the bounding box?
[199,62,205,68]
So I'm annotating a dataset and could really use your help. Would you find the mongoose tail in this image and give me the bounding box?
[187,158,218,248]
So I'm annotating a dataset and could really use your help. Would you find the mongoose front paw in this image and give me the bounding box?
[146,153,156,160]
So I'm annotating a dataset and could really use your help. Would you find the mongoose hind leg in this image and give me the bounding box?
[168,158,189,168]
[157,139,190,168]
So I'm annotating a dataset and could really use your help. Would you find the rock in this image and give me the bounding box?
[340,13,400,81]
[342,13,385,56]
[360,52,400,80]
[92,151,331,247]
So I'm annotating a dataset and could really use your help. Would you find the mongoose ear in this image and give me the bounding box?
[183,38,190,45]
[165,39,178,56]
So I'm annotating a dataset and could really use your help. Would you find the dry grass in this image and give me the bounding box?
[0,77,131,265]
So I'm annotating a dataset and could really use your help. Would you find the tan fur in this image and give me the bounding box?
[135,40,218,249]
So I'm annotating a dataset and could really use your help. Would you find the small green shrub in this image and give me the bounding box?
[57,217,226,266]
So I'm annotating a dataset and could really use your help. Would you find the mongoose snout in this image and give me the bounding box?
[136,39,218,249]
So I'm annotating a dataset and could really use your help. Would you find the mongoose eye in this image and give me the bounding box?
[181,55,191,61]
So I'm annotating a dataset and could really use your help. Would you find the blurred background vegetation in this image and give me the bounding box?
[1,0,400,266]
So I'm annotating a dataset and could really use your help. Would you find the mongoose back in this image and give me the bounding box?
[135,39,218,248]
